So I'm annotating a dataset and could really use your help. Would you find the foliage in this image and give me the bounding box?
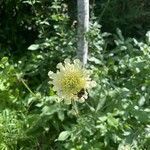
[0,0,150,150]
[1,0,150,55]
[94,0,150,38]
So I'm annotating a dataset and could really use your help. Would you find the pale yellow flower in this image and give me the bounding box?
[48,59,96,104]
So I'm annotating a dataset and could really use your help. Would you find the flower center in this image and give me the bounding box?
[60,71,85,94]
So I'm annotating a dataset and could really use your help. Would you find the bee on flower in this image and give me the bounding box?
[48,59,96,104]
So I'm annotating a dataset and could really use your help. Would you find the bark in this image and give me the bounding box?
[77,0,89,65]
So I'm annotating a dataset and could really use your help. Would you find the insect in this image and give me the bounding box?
[77,88,86,98]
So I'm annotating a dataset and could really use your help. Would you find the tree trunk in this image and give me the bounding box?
[77,0,89,65]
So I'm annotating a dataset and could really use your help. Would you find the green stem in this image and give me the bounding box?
[20,78,36,97]
[72,100,79,116]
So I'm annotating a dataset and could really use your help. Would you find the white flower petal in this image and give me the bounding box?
[64,58,71,64]
[57,63,65,71]
[48,71,54,78]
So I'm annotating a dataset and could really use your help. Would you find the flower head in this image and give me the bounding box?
[48,59,96,104]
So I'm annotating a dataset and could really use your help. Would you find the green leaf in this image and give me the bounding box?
[146,31,150,44]
[57,131,71,141]
[42,105,59,116]
[107,114,119,128]
[57,111,65,121]
[28,44,40,50]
